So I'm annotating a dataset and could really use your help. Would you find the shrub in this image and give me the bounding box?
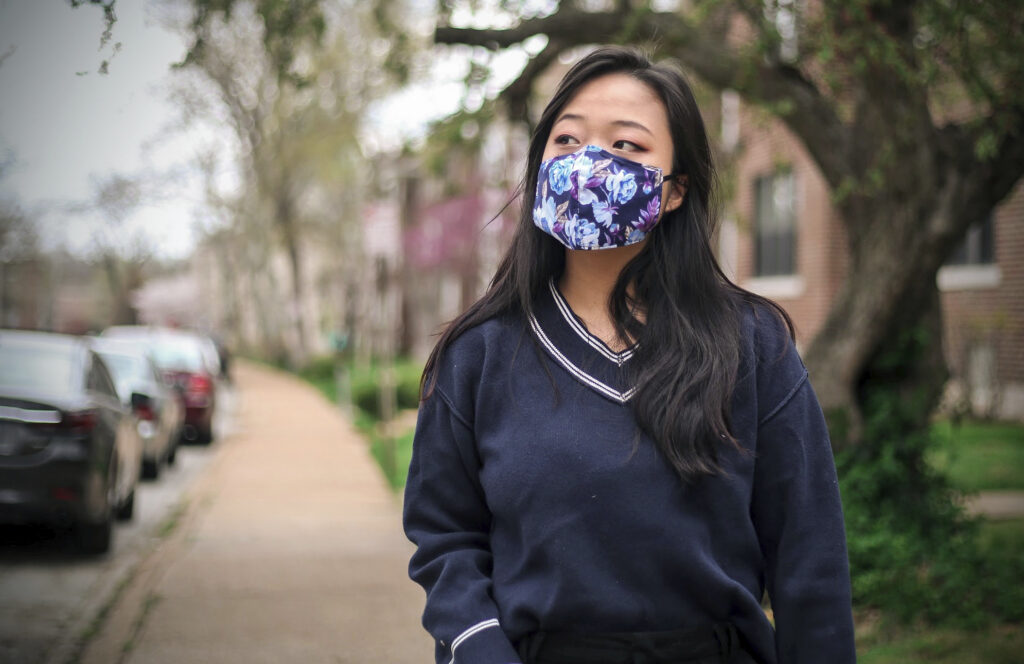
[840,391,1024,627]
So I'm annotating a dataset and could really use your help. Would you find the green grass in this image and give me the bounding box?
[978,516,1024,552]
[930,419,1024,491]
[856,621,1024,663]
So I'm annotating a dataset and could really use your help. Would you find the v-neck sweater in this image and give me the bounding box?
[403,282,855,664]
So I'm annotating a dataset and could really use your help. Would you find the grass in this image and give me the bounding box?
[856,621,1024,663]
[930,419,1024,491]
[977,516,1024,552]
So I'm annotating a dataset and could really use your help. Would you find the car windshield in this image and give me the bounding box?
[0,342,77,394]
[150,338,205,372]
[96,352,148,401]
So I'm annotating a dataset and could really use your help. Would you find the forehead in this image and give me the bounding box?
[558,73,668,131]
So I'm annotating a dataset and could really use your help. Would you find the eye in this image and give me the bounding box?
[553,134,579,146]
[613,139,644,152]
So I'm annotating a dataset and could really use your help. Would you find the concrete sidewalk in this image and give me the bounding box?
[80,361,431,664]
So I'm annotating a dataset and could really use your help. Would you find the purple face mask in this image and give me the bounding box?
[532,145,668,250]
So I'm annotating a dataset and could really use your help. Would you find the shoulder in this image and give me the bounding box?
[428,310,526,408]
[737,300,809,425]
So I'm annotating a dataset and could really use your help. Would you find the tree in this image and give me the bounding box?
[174,0,406,366]
[433,0,1024,449]
[433,0,1024,622]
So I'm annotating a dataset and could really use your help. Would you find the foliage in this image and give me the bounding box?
[67,0,120,74]
[838,328,1024,626]
[180,0,327,86]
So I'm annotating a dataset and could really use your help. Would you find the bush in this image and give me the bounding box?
[347,360,423,419]
[840,392,1024,627]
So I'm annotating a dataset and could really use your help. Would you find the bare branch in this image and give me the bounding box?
[437,5,853,187]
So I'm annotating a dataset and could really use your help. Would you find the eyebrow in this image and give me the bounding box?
[553,113,654,136]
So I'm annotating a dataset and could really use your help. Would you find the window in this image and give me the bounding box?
[946,215,995,266]
[87,356,119,399]
[754,171,797,276]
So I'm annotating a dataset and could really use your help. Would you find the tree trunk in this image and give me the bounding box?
[803,162,984,450]
[276,193,309,367]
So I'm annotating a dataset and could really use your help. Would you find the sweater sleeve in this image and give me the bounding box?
[403,383,522,664]
[750,344,856,663]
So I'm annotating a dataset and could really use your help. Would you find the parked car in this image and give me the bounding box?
[0,330,141,554]
[90,337,183,480]
[102,327,219,444]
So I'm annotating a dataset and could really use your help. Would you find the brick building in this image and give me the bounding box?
[717,94,1024,420]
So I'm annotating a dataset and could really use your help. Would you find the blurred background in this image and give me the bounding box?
[0,1,1022,662]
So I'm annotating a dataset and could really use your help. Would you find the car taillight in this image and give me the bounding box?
[134,404,156,421]
[61,410,97,432]
[187,374,213,394]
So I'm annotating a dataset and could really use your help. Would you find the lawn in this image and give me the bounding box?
[856,621,1024,664]
[930,419,1024,491]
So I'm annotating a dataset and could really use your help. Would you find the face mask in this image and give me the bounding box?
[532,145,671,250]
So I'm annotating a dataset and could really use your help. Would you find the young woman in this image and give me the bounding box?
[403,46,856,664]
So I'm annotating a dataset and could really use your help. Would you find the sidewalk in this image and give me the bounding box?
[80,361,431,664]
[966,490,1024,520]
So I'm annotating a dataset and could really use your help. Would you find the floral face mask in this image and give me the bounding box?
[532,145,670,250]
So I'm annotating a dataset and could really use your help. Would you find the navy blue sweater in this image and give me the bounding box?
[403,280,855,664]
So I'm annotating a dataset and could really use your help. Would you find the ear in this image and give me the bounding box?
[663,175,688,214]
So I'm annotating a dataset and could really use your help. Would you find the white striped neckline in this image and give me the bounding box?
[547,279,636,366]
[528,312,636,404]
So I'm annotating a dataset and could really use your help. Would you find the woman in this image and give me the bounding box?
[403,46,856,664]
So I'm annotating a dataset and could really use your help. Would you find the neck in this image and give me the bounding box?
[557,241,646,349]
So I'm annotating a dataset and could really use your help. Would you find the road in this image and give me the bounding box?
[0,385,236,664]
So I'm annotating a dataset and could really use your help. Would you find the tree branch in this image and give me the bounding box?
[499,37,566,133]
[436,5,853,188]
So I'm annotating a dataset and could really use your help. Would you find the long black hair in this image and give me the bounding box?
[422,46,794,482]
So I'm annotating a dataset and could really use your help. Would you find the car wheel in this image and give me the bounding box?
[142,458,160,480]
[116,488,135,521]
[198,425,214,446]
[77,517,112,554]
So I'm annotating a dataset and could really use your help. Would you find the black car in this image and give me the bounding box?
[0,330,141,554]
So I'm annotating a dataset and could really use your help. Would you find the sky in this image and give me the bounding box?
[0,0,204,259]
[0,0,525,261]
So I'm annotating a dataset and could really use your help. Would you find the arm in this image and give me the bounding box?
[403,385,522,664]
[750,362,856,663]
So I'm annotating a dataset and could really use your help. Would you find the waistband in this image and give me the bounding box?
[516,622,743,664]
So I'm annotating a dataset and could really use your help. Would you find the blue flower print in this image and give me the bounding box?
[532,145,670,249]
[592,200,617,228]
[548,157,574,195]
[567,218,601,250]
[626,227,646,244]
[606,170,638,205]
[534,195,557,234]
[572,155,595,192]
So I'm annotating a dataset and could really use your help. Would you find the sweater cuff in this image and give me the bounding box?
[446,619,521,664]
